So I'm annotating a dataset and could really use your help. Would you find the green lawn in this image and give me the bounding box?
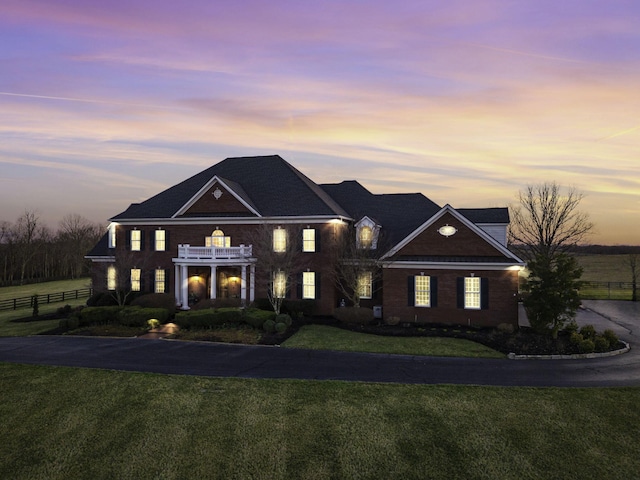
[0,363,637,480]
[574,254,635,282]
[0,278,91,301]
[283,324,504,358]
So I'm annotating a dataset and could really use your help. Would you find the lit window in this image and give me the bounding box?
[273,271,287,298]
[107,265,117,290]
[273,228,287,252]
[302,228,315,252]
[358,272,372,299]
[464,277,481,309]
[131,230,141,251]
[131,268,141,292]
[359,226,373,249]
[205,228,230,248]
[155,269,166,293]
[302,271,315,299]
[155,230,166,251]
[108,224,117,248]
[415,276,431,307]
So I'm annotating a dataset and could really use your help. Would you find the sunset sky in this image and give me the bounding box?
[1,0,638,245]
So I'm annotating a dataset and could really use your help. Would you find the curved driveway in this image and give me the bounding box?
[0,301,638,387]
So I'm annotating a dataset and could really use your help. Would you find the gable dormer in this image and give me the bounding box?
[174,176,260,218]
[355,216,381,249]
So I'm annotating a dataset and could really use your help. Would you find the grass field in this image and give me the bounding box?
[0,363,638,480]
[0,278,91,301]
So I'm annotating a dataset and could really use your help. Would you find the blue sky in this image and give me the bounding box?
[1,0,639,244]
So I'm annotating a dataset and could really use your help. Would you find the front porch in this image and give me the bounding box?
[173,243,255,309]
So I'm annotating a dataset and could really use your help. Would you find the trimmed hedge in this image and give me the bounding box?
[118,307,170,328]
[77,306,122,326]
[244,308,276,329]
[131,293,177,316]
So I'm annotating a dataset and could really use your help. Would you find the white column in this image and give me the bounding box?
[241,265,247,305]
[181,264,189,310]
[250,264,255,303]
[174,264,181,307]
[210,265,217,300]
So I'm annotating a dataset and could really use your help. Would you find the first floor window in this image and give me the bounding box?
[415,275,431,307]
[131,268,141,292]
[131,229,142,251]
[464,277,481,309]
[107,265,117,290]
[273,228,287,252]
[302,228,316,252]
[358,272,372,299]
[302,271,315,299]
[155,229,166,251]
[273,271,287,298]
[155,269,166,293]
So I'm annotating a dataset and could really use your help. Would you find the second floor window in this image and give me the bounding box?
[302,228,315,252]
[131,230,142,251]
[273,228,287,253]
[358,226,373,249]
[155,230,166,251]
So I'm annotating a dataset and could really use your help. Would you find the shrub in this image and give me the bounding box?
[174,310,217,329]
[569,332,584,345]
[56,304,73,316]
[59,317,79,330]
[212,308,243,325]
[243,308,275,329]
[563,321,579,335]
[263,319,276,333]
[282,300,317,318]
[334,307,374,325]
[78,306,122,326]
[118,307,169,328]
[594,335,610,352]
[496,323,515,334]
[275,313,292,327]
[579,324,597,340]
[275,322,287,333]
[603,329,619,346]
[252,298,274,311]
[578,339,595,354]
[131,293,176,316]
[385,316,400,326]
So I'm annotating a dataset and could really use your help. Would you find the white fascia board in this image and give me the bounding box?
[84,255,115,263]
[112,215,352,226]
[385,261,525,271]
[172,176,262,218]
[381,204,524,264]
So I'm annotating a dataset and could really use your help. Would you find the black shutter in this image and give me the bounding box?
[315,228,321,253]
[297,230,303,252]
[164,269,170,294]
[431,276,438,307]
[126,230,131,250]
[140,230,145,251]
[151,231,156,251]
[315,273,321,300]
[165,230,170,251]
[481,278,489,310]
[295,273,302,299]
[408,276,415,306]
[456,277,464,308]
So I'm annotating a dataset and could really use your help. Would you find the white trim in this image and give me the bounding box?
[386,261,523,271]
[84,256,115,262]
[381,204,525,264]
[172,176,262,218]
[108,215,352,226]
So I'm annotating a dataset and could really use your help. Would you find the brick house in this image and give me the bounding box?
[87,155,524,327]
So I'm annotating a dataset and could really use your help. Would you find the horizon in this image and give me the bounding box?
[1,1,639,245]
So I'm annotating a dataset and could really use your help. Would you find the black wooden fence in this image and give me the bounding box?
[579,281,635,300]
[0,288,93,311]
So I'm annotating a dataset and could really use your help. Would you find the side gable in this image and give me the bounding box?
[175,176,261,218]
[382,205,523,264]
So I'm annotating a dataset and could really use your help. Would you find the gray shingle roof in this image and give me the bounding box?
[112,155,349,220]
[457,208,510,224]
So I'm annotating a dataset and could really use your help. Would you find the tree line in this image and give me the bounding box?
[0,210,104,287]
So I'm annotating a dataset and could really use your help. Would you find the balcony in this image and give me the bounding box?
[177,244,253,260]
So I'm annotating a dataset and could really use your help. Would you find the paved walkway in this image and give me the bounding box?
[0,301,637,387]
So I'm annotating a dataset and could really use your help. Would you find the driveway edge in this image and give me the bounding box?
[508,341,630,360]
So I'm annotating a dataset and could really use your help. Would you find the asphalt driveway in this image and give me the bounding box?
[0,301,638,387]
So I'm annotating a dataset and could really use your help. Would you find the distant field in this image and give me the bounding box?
[574,254,635,282]
[0,278,91,302]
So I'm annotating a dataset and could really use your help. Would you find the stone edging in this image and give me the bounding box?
[508,341,630,360]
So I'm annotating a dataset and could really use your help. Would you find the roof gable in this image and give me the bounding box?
[176,176,260,217]
[382,205,523,263]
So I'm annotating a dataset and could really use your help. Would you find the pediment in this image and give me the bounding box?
[174,176,261,218]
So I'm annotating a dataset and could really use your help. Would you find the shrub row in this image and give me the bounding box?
[334,307,374,325]
[174,307,277,331]
[59,306,170,330]
[568,324,620,353]
[252,298,317,318]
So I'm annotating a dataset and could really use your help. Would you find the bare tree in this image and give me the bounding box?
[58,214,103,278]
[329,223,384,307]
[509,182,594,261]
[629,254,638,302]
[249,224,308,314]
[12,210,46,285]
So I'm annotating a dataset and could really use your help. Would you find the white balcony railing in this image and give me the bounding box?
[177,244,253,260]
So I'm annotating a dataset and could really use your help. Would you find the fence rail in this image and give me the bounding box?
[0,288,93,311]
[579,281,635,300]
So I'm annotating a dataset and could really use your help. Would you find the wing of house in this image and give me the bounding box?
[87,155,524,326]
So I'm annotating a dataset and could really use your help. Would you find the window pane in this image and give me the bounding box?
[155,230,165,251]
[155,269,165,293]
[358,272,372,299]
[359,226,372,249]
[302,271,315,299]
[464,277,481,309]
[131,230,141,251]
[273,271,286,298]
[415,276,431,307]
[107,266,117,290]
[131,268,141,292]
[273,228,287,252]
[108,224,117,248]
[302,229,315,252]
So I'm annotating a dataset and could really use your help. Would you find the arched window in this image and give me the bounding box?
[206,228,230,248]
